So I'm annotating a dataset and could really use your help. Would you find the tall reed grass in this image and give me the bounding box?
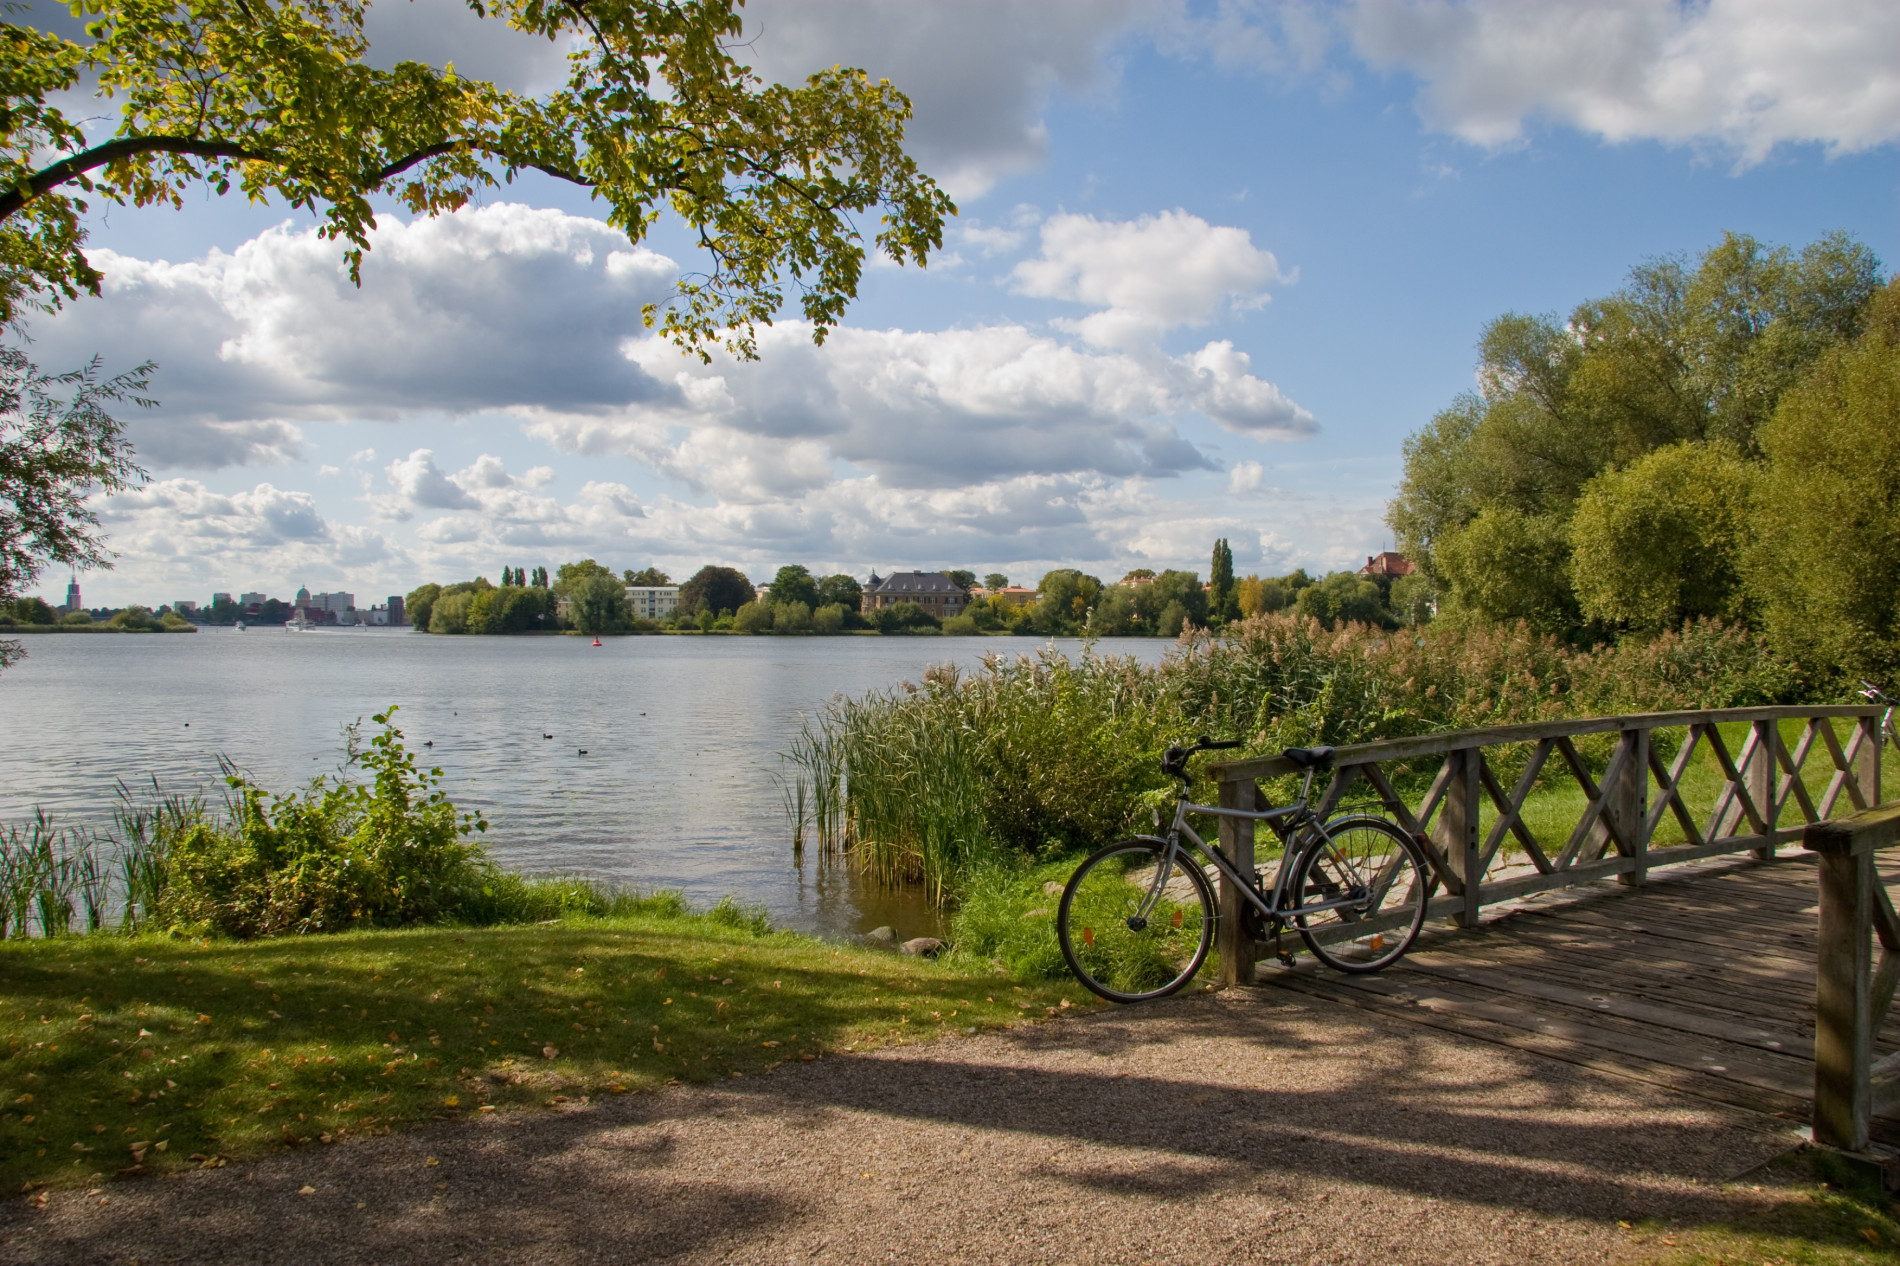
[786,612,1811,905]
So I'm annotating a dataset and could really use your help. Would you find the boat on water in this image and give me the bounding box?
[235,620,245,632]
[285,613,315,632]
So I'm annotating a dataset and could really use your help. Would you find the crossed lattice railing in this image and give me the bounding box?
[1208,706,1885,985]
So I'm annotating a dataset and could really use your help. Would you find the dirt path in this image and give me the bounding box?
[0,985,1797,1265]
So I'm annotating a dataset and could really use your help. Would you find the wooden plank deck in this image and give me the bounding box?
[1258,852,1900,1139]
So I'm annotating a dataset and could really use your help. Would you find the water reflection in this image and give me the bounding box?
[0,629,1171,940]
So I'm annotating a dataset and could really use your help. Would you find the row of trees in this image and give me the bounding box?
[1389,230,1900,681]
[401,550,1440,639]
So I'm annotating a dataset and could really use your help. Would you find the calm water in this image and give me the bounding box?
[0,629,1170,939]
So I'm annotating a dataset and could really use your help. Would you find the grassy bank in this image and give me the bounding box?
[1628,1145,1900,1264]
[0,907,1093,1194]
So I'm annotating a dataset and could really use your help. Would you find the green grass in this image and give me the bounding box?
[0,910,1095,1193]
[1627,1146,1900,1264]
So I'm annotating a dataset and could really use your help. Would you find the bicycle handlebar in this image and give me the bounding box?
[1160,736,1244,779]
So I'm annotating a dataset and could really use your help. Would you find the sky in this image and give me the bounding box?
[19,0,1900,608]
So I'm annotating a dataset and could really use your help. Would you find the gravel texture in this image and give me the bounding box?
[0,985,1798,1265]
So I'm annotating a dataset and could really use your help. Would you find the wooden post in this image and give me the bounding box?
[1859,715,1883,811]
[1751,719,1779,860]
[1813,837,1876,1149]
[1613,728,1651,887]
[1216,774,1257,986]
[1435,749,1482,928]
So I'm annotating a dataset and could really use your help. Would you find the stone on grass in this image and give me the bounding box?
[863,926,897,949]
[902,937,944,958]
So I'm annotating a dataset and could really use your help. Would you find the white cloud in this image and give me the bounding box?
[1012,210,1289,348]
[739,0,1148,198]
[526,319,1309,504]
[386,450,478,512]
[26,204,681,467]
[1228,459,1264,494]
[1345,0,1900,164]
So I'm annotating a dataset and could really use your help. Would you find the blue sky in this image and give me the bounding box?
[24,0,1900,607]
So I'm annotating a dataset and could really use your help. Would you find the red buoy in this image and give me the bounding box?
[591,636,602,647]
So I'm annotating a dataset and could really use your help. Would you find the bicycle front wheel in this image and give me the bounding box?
[1291,816,1428,973]
[1058,839,1216,1003]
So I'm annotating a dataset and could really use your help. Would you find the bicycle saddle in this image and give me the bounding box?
[1281,746,1336,770]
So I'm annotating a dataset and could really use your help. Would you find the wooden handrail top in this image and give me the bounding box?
[1805,802,1900,856]
[1209,705,1881,783]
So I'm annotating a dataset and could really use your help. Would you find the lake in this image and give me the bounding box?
[0,629,1173,940]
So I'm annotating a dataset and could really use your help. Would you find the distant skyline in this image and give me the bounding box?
[21,0,1900,606]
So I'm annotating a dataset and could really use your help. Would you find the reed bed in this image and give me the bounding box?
[786,612,1813,907]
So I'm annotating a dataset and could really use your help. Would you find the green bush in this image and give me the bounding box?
[159,708,491,937]
[941,614,980,636]
[732,600,773,633]
[871,601,940,634]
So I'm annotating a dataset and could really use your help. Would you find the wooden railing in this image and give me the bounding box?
[1806,803,1900,1151]
[1208,706,1884,986]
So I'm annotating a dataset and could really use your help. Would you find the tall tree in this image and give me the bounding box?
[815,573,862,612]
[1389,230,1882,635]
[678,565,755,617]
[625,566,670,586]
[769,564,819,609]
[1207,539,1236,623]
[0,348,150,670]
[1749,279,1900,678]
[0,0,954,352]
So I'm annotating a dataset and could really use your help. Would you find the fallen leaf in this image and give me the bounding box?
[444,1095,459,1107]
[298,1185,316,1195]
[542,1046,559,1060]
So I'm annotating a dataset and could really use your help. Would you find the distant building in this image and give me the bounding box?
[1359,552,1416,580]
[213,591,234,607]
[387,595,405,627]
[238,591,266,607]
[626,585,679,621]
[172,600,198,616]
[63,576,82,613]
[970,585,1036,608]
[864,571,968,617]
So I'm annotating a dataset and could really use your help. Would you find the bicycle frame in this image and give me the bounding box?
[1127,768,1374,931]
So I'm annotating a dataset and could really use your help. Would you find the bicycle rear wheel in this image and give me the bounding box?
[1058,840,1216,1003]
[1291,816,1428,973]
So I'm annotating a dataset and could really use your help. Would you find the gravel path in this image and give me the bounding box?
[0,985,1798,1265]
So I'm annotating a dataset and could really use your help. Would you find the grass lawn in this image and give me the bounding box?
[0,911,1094,1194]
[1627,1146,1900,1264]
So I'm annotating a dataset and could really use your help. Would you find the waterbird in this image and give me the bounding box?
[542,733,553,739]
[578,748,588,756]
[424,740,433,748]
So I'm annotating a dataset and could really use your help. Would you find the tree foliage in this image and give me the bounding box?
[1568,441,1754,632]
[0,0,954,353]
[678,564,754,616]
[0,347,150,667]
[1390,230,1884,638]
[1748,279,1900,679]
[768,564,818,609]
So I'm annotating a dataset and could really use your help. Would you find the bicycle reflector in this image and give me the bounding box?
[1082,927,1094,945]
[1171,908,1183,928]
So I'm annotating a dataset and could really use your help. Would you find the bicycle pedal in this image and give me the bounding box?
[1276,951,1295,967]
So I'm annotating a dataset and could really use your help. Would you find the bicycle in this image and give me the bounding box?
[1859,682,1900,749]
[1056,737,1431,1003]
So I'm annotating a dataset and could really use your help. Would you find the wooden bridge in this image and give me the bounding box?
[1208,705,1900,1148]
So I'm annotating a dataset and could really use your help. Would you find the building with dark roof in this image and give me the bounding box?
[863,571,968,617]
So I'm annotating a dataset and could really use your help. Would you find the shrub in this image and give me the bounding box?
[941,614,980,636]
[159,708,491,937]
[773,600,813,633]
[60,609,90,625]
[871,601,940,634]
[732,601,773,633]
[813,602,847,633]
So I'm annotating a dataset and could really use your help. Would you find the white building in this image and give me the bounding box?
[238,591,266,607]
[626,585,680,621]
